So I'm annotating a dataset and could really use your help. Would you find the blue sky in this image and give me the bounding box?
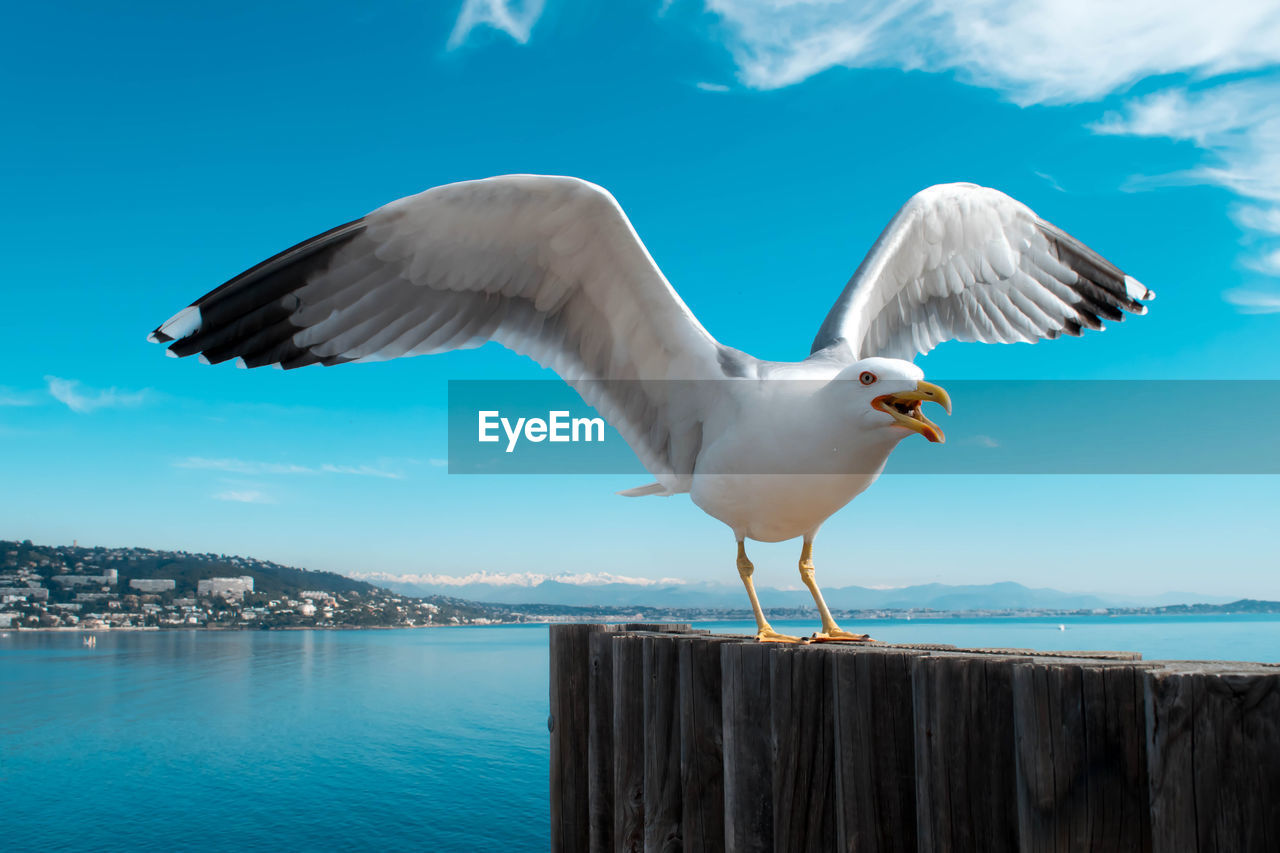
[3,1,1280,598]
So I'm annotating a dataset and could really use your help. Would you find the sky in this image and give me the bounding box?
[3,1,1280,598]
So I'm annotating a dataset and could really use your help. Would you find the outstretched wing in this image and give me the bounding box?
[810,183,1154,361]
[149,174,730,488]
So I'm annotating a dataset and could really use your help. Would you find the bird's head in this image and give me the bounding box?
[832,357,952,443]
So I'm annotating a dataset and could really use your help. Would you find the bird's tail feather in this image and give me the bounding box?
[617,482,669,497]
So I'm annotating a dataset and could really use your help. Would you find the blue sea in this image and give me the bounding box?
[4,615,1279,852]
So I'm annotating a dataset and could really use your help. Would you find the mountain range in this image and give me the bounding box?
[355,572,1232,612]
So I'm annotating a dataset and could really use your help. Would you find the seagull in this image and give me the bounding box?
[149,175,1153,642]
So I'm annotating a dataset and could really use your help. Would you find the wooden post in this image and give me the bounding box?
[721,641,774,853]
[551,623,616,853]
[772,644,837,853]
[643,635,684,853]
[913,652,1031,852]
[679,636,739,853]
[589,628,619,853]
[1145,663,1280,852]
[613,634,648,853]
[1012,660,1152,852]
[830,645,926,853]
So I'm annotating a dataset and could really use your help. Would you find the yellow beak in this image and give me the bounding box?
[871,380,952,443]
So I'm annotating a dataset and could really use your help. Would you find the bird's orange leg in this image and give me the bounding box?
[799,538,873,643]
[737,540,799,643]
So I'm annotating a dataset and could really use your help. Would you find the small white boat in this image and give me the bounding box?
[83,635,97,647]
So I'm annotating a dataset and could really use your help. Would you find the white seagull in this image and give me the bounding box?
[150,175,1153,642]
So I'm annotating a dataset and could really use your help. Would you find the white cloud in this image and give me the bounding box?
[428,458,449,467]
[175,457,404,479]
[1224,289,1280,314]
[698,2,1280,282]
[704,1,1280,103]
[320,464,405,480]
[695,81,731,92]
[176,457,313,475]
[1092,78,1280,278]
[45,376,149,413]
[213,490,275,504]
[0,387,39,407]
[448,0,545,48]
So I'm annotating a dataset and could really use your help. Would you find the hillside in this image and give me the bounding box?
[1,539,379,599]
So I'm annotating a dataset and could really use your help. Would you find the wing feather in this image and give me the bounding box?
[150,175,733,489]
[811,183,1153,361]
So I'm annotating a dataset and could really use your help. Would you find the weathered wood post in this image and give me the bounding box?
[830,645,928,853]
[1012,658,1152,852]
[551,623,619,853]
[589,629,619,852]
[553,624,1280,853]
[721,641,774,853]
[1145,662,1280,852]
[679,635,740,853]
[552,623,694,853]
[912,652,1032,852]
[772,643,837,852]
[643,634,684,853]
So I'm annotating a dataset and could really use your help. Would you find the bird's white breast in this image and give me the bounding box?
[688,380,901,542]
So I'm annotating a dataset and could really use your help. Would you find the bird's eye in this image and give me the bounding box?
[859,371,877,386]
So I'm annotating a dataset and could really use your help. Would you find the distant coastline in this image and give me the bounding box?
[5,538,1279,634]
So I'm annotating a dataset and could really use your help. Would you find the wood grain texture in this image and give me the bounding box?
[771,644,837,853]
[643,635,684,853]
[830,646,925,853]
[589,628,620,853]
[1146,664,1280,853]
[613,634,648,853]
[913,653,1031,853]
[679,637,739,853]
[1012,661,1151,853]
[722,642,774,853]
[551,623,615,853]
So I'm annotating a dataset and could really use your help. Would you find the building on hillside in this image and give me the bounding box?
[197,576,254,599]
[130,578,176,593]
[0,587,49,602]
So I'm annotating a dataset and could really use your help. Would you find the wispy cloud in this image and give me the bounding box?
[967,434,1001,448]
[319,464,405,480]
[704,1,1280,102]
[174,456,405,479]
[697,1,1280,282]
[213,489,275,504]
[0,387,40,407]
[448,0,545,48]
[1092,78,1280,278]
[1224,289,1280,314]
[450,2,1280,282]
[45,376,149,413]
[695,81,731,92]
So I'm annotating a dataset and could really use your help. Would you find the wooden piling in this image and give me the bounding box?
[550,625,1280,853]
[721,642,774,853]
[1012,659,1152,852]
[678,636,738,853]
[643,634,684,853]
[1145,662,1280,852]
[830,645,926,853]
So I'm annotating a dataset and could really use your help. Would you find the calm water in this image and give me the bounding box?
[3,615,1278,852]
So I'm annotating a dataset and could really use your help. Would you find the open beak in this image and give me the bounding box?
[872,381,952,443]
